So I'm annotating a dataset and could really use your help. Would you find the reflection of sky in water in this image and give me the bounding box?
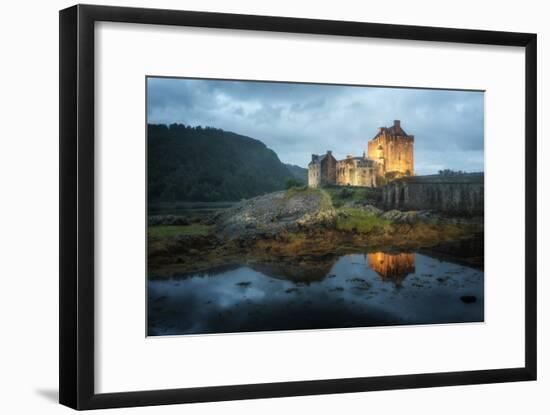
[148,253,483,336]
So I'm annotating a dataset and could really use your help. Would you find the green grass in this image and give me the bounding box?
[324,187,381,208]
[335,207,391,233]
[318,189,333,211]
[148,224,213,237]
[284,187,333,211]
[284,185,316,198]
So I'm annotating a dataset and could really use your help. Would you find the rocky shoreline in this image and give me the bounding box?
[148,187,484,276]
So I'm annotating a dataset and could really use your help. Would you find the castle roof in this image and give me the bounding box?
[373,120,409,138]
[338,156,376,166]
[309,151,335,165]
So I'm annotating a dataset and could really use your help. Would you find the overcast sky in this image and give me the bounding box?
[147,77,484,175]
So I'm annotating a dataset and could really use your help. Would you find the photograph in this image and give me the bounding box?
[146,77,485,336]
[0,0,542,412]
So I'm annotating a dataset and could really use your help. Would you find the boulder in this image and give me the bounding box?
[216,189,336,239]
[362,204,383,216]
[380,209,433,224]
[460,295,477,304]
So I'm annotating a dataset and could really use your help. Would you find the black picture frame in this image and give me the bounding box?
[59,4,537,410]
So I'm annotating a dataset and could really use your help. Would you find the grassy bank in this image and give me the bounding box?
[148,224,213,237]
[284,186,333,211]
[323,186,381,208]
[335,207,391,233]
[147,187,483,275]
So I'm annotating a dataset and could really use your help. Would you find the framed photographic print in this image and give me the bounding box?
[59,4,537,410]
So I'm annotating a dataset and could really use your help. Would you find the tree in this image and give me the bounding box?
[147,123,299,202]
[285,178,305,189]
[438,169,465,176]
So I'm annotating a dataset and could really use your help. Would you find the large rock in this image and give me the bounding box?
[380,209,433,224]
[360,204,383,216]
[216,189,336,239]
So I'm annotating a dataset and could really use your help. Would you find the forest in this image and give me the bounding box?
[148,124,306,202]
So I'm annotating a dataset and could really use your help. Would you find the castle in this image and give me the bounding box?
[308,120,414,188]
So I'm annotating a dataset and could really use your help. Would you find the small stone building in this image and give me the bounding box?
[308,151,337,188]
[336,155,377,187]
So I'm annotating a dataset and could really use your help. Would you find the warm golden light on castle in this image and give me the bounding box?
[308,120,414,188]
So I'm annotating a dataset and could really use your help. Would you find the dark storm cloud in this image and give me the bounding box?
[147,77,484,174]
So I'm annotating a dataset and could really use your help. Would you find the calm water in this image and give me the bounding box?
[148,251,484,336]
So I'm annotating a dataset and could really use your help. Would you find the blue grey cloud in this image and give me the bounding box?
[147,77,484,174]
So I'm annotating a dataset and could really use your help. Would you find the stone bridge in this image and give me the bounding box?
[382,173,484,215]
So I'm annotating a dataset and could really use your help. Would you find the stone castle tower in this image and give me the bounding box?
[367,120,414,177]
[308,151,337,188]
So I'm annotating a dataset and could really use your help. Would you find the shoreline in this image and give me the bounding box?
[148,227,483,278]
[148,187,484,278]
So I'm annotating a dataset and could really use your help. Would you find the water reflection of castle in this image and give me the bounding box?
[250,252,417,286]
[367,252,416,287]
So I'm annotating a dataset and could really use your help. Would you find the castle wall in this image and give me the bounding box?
[308,163,321,188]
[382,174,484,215]
[336,158,377,187]
[321,154,337,186]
